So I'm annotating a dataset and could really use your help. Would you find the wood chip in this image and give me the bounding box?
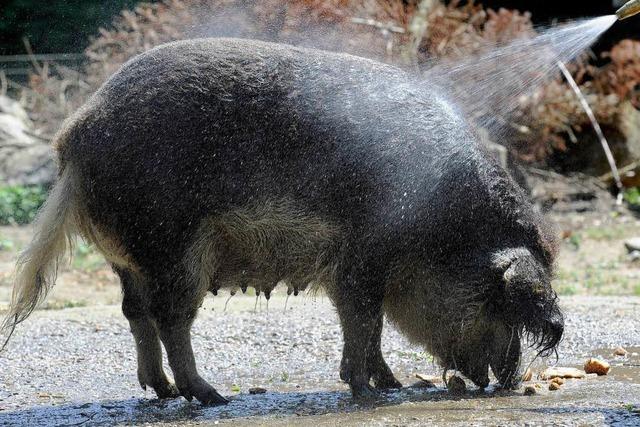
[614,346,628,357]
[584,358,610,376]
[37,392,64,399]
[540,367,586,380]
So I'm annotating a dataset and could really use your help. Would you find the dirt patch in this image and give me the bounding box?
[551,212,640,296]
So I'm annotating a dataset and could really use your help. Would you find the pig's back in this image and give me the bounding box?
[60,38,491,265]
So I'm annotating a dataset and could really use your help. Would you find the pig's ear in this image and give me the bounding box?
[491,248,533,286]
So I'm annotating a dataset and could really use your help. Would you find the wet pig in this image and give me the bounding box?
[2,38,563,404]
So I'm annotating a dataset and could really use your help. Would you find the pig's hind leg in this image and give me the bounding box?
[149,267,228,406]
[117,268,180,399]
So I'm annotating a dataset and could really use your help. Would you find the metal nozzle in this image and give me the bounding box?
[617,0,640,20]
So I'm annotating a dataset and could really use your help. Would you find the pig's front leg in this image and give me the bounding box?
[331,262,387,399]
[367,315,402,390]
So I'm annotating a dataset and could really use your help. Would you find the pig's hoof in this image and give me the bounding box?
[154,381,181,399]
[138,371,181,399]
[350,383,379,400]
[196,389,228,406]
[194,387,228,406]
[179,377,229,406]
[374,375,402,390]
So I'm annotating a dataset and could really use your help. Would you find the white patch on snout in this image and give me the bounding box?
[491,247,533,284]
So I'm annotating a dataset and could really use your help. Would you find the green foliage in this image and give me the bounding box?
[580,225,633,241]
[42,300,87,310]
[624,187,640,210]
[567,233,581,250]
[624,403,640,414]
[555,283,578,296]
[0,185,48,225]
[0,0,141,55]
[72,242,107,272]
[0,236,14,251]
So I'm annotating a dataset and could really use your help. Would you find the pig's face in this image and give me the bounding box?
[440,247,563,389]
[384,247,563,390]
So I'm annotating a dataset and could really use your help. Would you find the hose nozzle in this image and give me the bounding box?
[617,0,640,20]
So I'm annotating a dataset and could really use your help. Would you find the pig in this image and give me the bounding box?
[1,38,563,404]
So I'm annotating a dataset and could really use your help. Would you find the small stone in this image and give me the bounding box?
[550,377,565,386]
[523,385,536,396]
[584,358,610,376]
[249,387,267,394]
[549,381,561,391]
[624,238,640,253]
[522,368,533,382]
[614,346,628,357]
[447,375,466,395]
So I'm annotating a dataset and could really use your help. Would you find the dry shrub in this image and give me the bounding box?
[83,0,420,85]
[514,39,640,162]
[416,3,639,163]
[15,0,640,164]
[20,63,90,137]
[514,78,620,161]
[84,0,195,88]
[417,2,534,60]
[594,39,640,109]
[78,0,537,91]
[18,0,419,136]
[250,0,413,60]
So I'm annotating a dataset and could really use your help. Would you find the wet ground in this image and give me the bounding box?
[0,294,639,426]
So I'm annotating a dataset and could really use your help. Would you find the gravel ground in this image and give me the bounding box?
[0,294,639,426]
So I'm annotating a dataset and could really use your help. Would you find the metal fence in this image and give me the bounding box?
[0,53,85,79]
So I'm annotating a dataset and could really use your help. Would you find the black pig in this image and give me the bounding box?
[2,38,563,404]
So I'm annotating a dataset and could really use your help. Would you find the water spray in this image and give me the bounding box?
[617,0,640,20]
[557,60,624,204]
